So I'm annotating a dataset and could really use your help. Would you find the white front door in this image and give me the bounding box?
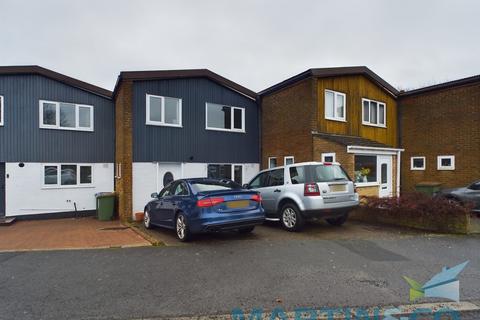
[156,163,183,191]
[377,156,393,198]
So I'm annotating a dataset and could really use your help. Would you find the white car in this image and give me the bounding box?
[244,161,359,231]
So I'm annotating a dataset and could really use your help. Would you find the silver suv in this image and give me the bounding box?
[245,161,359,231]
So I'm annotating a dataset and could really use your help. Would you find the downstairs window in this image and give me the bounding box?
[43,164,93,187]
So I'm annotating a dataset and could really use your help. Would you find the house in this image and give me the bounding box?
[113,69,260,221]
[398,76,480,192]
[259,67,404,198]
[0,66,115,219]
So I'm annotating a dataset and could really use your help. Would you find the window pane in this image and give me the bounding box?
[285,157,294,165]
[312,164,349,182]
[149,96,162,122]
[233,108,243,130]
[412,158,424,168]
[370,102,377,124]
[80,166,92,184]
[289,166,306,184]
[354,155,377,183]
[441,158,451,167]
[164,97,180,125]
[207,103,231,129]
[249,172,269,188]
[381,164,387,184]
[207,164,232,180]
[44,166,58,185]
[335,94,344,118]
[325,91,334,118]
[59,103,76,128]
[268,169,284,187]
[378,104,385,125]
[269,158,277,168]
[61,165,77,185]
[234,165,242,184]
[363,101,369,122]
[43,103,57,125]
[79,106,91,128]
[324,156,334,162]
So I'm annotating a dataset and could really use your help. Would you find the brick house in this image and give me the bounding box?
[259,67,404,198]
[398,75,480,192]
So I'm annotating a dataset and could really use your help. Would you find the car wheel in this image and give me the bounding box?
[175,213,192,242]
[280,202,304,232]
[326,214,348,226]
[238,226,255,234]
[144,209,152,229]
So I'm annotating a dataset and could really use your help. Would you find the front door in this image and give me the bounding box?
[156,163,182,191]
[0,163,5,217]
[378,156,393,198]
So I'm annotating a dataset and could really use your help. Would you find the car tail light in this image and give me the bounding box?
[197,197,224,207]
[323,162,332,166]
[251,194,262,202]
[304,183,320,196]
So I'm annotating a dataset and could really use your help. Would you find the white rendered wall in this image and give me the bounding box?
[5,162,114,217]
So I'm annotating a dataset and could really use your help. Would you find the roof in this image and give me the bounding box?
[114,69,257,100]
[422,261,469,290]
[400,74,480,97]
[312,132,394,148]
[259,66,399,97]
[0,65,112,99]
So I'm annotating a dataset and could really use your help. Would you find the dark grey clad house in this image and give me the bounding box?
[113,69,260,220]
[0,66,115,219]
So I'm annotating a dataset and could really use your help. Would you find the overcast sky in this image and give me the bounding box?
[1,0,479,92]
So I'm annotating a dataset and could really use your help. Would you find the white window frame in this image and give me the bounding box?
[354,154,380,187]
[321,152,336,163]
[410,156,426,170]
[324,90,346,122]
[39,100,94,131]
[42,163,94,189]
[145,94,183,127]
[0,95,4,126]
[437,155,455,170]
[205,102,245,133]
[362,98,386,128]
[284,156,295,166]
[206,163,244,184]
[268,157,277,169]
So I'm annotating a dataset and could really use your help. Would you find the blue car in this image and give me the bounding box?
[144,178,265,241]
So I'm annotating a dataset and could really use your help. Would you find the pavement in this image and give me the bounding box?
[0,217,150,252]
[0,220,479,320]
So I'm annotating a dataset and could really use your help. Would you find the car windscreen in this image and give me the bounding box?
[310,165,350,182]
[190,180,241,194]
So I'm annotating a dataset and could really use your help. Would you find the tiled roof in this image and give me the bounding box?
[312,132,394,148]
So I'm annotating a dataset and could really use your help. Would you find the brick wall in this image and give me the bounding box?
[399,83,480,192]
[261,78,317,169]
[114,80,134,221]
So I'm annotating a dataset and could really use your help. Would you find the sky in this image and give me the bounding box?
[1,0,479,92]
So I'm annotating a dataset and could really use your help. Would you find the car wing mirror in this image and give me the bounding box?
[242,184,249,189]
[151,192,159,198]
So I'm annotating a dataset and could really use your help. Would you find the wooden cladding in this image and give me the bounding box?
[316,75,398,147]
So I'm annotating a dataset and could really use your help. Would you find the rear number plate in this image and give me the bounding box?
[227,200,250,209]
[329,184,347,192]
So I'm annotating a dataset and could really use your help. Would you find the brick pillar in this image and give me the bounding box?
[115,80,133,222]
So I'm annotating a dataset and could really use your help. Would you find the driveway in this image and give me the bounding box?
[1,220,479,320]
[0,217,150,252]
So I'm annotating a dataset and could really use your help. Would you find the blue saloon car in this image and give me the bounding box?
[144,178,265,241]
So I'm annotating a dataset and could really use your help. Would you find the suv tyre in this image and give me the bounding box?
[280,202,305,232]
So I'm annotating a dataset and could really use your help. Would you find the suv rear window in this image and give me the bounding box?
[290,164,350,184]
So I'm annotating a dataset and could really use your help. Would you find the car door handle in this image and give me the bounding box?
[274,189,281,193]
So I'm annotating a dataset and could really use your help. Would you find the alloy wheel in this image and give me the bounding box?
[176,215,186,240]
[282,208,297,228]
[144,210,151,228]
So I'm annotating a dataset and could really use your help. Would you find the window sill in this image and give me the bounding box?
[206,127,246,134]
[42,185,95,190]
[146,122,183,128]
[39,126,94,132]
[362,122,387,129]
[325,117,347,123]
[411,168,425,171]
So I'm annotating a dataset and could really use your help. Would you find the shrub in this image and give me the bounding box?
[361,192,474,218]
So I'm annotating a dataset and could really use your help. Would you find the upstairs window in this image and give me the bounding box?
[0,95,3,126]
[206,102,245,132]
[362,98,386,127]
[39,100,94,131]
[146,94,182,127]
[325,90,346,121]
[43,164,93,188]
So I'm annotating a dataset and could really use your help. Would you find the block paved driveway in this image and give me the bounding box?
[0,217,150,252]
[1,220,479,320]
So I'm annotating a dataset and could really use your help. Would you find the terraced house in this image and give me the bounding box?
[259,67,404,198]
[0,66,115,220]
